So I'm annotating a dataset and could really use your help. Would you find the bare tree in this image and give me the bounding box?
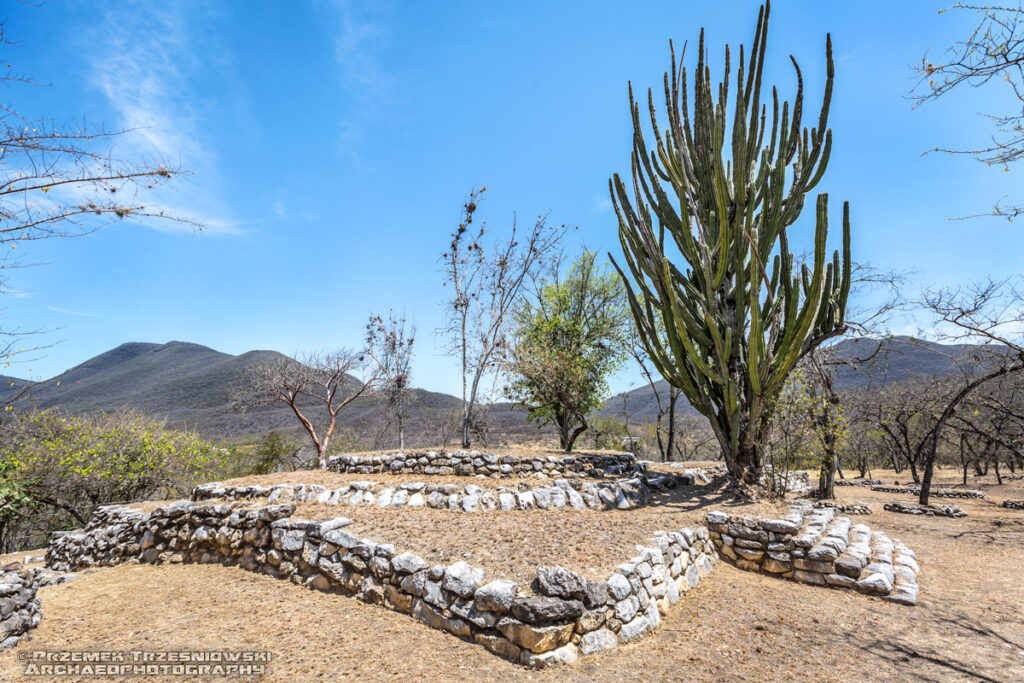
[366,310,416,449]
[948,373,1024,483]
[439,187,567,449]
[235,351,382,470]
[628,318,682,462]
[796,263,908,498]
[913,279,1024,502]
[0,18,198,377]
[911,3,1024,219]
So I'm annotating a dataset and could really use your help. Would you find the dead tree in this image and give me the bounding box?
[366,310,416,449]
[236,351,382,470]
[439,187,567,449]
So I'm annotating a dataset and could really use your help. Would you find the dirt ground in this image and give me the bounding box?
[1,468,1022,682]
[290,483,768,584]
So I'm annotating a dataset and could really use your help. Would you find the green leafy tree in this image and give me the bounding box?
[609,1,851,486]
[766,367,848,497]
[0,410,226,551]
[248,430,296,475]
[506,251,631,452]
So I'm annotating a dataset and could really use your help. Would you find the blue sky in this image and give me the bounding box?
[4,0,1023,397]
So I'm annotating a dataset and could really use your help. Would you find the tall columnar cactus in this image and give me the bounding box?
[609,1,851,485]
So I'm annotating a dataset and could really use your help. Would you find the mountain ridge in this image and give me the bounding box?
[0,335,995,443]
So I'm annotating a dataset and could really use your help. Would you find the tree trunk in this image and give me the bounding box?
[729,442,761,486]
[918,458,934,506]
[557,415,587,453]
[666,391,678,463]
[818,450,837,500]
[461,404,471,449]
[906,455,920,484]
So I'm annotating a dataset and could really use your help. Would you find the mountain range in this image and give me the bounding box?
[0,336,994,444]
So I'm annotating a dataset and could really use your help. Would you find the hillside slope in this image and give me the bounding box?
[3,341,536,444]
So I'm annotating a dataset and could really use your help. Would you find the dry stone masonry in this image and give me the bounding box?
[1002,500,1024,509]
[46,499,717,669]
[812,501,871,515]
[0,567,73,649]
[870,485,986,499]
[191,475,674,513]
[327,450,640,479]
[884,502,967,517]
[835,478,882,487]
[706,502,920,605]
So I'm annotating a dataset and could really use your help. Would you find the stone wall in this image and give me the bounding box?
[191,475,674,513]
[327,451,639,479]
[812,501,871,515]
[884,502,966,517]
[760,468,812,493]
[706,502,920,605]
[869,485,985,499]
[835,478,882,487]
[0,567,72,649]
[46,499,717,669]
[1002,500,1024,509]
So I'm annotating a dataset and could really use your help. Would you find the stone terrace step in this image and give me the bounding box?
[706,502,920,605]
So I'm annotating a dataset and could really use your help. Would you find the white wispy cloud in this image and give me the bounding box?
[48,306,102,319]
[83,2,241,235]
[319,0,403,156]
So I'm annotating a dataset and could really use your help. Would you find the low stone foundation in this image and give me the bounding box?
[0,567,73,649]
[651,462,727,483]
[813,501,871,515]
[46,500,717,668]
[191,475,682,512]
[706,502,919,605]
[1002,500,1024,509]
[870,485,985,499]
[884,502,966,517]
[327,451,639,479]
[835,478,882,487]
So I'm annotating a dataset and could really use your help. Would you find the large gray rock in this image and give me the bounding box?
[607,573,632,601]
[582,580,609,609]
[614,595,639,622]
[475,579,518,613]
[536,565,586,599]
[392,553,429,574]
[619,614,651,642]
[511,597,584,623]
[856,572,893,595]
[442,561,484,598]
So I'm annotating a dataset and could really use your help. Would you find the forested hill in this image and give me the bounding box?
[601,335,997,421]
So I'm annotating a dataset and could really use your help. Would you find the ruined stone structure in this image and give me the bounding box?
[706,502,920,605]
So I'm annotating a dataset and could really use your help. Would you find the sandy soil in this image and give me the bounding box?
[0,548,46,569]
[1,468,1021,681]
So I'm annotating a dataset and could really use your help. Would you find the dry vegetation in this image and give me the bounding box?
[1,468,1022,681]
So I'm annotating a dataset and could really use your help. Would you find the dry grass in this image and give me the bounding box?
[289,484,773,584]
[2,467,1022,681]
[0,547,45,569]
